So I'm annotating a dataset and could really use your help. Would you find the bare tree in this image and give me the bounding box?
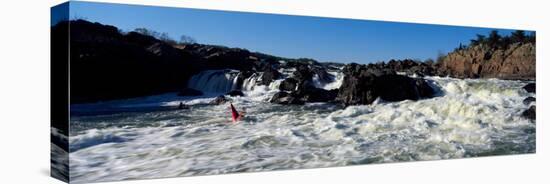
[179,35,196,44]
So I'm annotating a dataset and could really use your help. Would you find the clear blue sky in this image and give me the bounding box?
[54,1,526,64]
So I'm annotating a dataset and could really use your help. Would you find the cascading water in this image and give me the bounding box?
[313,71,344,90]
[187,70,269,93]
[69,75,535,183]
[241,73,263,91]
[187,70,240,93]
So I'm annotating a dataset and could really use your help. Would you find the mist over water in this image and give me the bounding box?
[68,73,535,183]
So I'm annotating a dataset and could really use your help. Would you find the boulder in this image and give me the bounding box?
[523,97,536,105]
[177,88,203,96]
[271,76,339,105]
[523,83,536,93]
[337,63,435,106]
[269,91,305,105]
[279,78,298,91]
[299,88,339,103]
[522,105,536,120]
[312,66,334,83]
[209,95,230,105]
[293,64,314,82]
[373,75,432,102]
[258,66,282,85]
[226,90,245,97]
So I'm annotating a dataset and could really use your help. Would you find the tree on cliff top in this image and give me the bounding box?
[468,30,535,49]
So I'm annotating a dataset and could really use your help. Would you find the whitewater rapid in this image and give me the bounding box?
[68,76,535,183]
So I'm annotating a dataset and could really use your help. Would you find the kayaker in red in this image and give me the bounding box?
[230,103,245,122]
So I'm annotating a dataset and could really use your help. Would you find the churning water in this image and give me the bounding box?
[68,74,535,183]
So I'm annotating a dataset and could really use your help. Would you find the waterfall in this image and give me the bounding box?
[187,70,268,93]
[241,73,263,91]
[187,70,240,93]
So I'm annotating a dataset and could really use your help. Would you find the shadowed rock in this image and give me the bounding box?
[279,78,298,91]
[523,97,536,105]
[522,106,536,120]
[523,83,536,93]
[337,63,435,106]
[270,91,305,105]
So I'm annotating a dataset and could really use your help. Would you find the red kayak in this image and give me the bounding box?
[230,103,240,122]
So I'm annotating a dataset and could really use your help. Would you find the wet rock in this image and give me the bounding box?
[522,105,536,120]
[269,91,305,105]
[226,90,244,97]
[523,83,536,93]
[337,63,435,106]
[312,66,334,83]
[293,64,314,83]
[523,97,536,105]
[272,76,338,105]
[279,78,298,91]
[375,75,432,102]
[415,78,436,98]
[299,88,339,103]
[177,88,203,96]
[209,95,230,105]
[258,66,282,85]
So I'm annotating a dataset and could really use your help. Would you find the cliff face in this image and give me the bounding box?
[438,43,535,80]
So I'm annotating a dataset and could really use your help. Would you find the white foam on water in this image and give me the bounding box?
[69,77,535,183]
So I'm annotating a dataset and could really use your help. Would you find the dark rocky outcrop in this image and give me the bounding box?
[63,20,198,103]
[336,63,435,106]
[271,63,338,104]
[177,88,203,96]
[523,83,536,93]
[209,95,230,105]
[226,90,245,97]
[56,20,286,104]
[438,43,535,80]
[312,66,334,83]
[270,85,338,105]
[523,97,536,105]
[293,64,314,83]
[279,78,298,91]
[522,106,536,120]
[258,66,282,85]
[386,59,437,77]
[270,91,305,105]
[298,88,339,103]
